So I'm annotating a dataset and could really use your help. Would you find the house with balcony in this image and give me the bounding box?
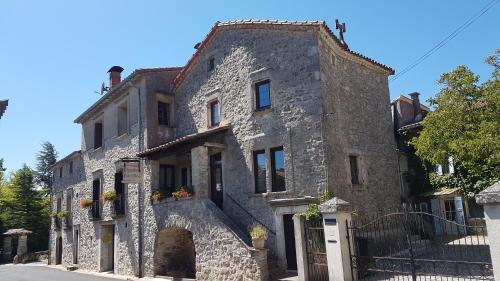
[49,20,400,280]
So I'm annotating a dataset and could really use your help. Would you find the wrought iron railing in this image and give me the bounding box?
[91,200,101,220]
[113,194,126,216]
[225,193,276,236]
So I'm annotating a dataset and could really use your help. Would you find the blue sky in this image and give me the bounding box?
[0,1,498,174]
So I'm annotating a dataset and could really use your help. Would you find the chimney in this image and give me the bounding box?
[108,66,124,88]
[409,92,422,119]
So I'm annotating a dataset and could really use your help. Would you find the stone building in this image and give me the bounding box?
[49,20,400,280]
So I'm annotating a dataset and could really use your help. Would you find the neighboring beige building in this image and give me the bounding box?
[49,20,400,280]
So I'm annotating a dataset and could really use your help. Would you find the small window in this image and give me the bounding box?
[94,122,103,149]
[253,150,267,193]
[255,80,271,110]
[207,57,215,72]
[117,102,128,136]
[349,155,360,185]
[59,167,63,178]
[159,165,175,196]
[271,147,285,192]
[69,161,73,174]
[158,101,170,126]
[209,100,220,127]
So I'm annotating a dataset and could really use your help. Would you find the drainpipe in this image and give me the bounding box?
[128,81,143,277]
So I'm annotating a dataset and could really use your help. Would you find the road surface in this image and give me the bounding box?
[0,263,120,281]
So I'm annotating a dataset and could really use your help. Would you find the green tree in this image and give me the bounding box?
[411,50,500,197]
[7,165,50,251]
[35,142,58,194]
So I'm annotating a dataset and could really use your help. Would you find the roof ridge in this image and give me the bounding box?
[172,20,394,89]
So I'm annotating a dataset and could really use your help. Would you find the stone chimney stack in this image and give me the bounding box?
[108,66,124,88]
[409,92,421,119]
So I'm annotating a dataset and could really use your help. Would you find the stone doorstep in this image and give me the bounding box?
[147,276,195,281]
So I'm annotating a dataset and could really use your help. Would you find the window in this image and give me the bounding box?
[94,122,103,149]
[209,100,220,127]
[59,167,63,178]
[92,178,101,219]
[444,199,457,221]
[271,147,286,192]
[117,102,128,136]
[253,150,267,193]
[255,80,271,110]
[349,155,360,185]
[159,165,175,196]
[207,57,215,72]
[66,190,72,225]
[69,161,73,174]
[181,168,188,187]
[114,172,125,215]
[158,101,170,126]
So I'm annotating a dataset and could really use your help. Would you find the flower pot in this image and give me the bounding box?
[252,238,266,249]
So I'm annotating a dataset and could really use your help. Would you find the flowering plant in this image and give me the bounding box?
[80,198,93,209]
[102,191,117,201]
[171,186,194,199]
[150,191,165,202]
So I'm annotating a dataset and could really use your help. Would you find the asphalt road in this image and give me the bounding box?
[0,263,120,281]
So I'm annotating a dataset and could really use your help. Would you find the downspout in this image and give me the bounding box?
[137,85,143,278]
[129,80,143,277]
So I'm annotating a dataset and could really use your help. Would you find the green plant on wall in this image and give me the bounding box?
[300,189,334,220]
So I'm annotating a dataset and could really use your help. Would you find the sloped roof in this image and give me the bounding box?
[391,95,431,112]
[173,20,394,89]
[138,124,230,157]
[49,150,81,171]
[0,99,8,119]
[74,67,182,124]
[420,188,460,197]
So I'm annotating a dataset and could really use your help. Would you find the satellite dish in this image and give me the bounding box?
[100,82,109,95]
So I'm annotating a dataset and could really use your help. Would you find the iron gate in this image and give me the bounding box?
[304,216,329,281]
[347,210,492,281]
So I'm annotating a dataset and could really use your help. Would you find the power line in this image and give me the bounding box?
[391,0,500,82]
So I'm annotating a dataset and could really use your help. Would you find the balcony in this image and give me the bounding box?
[89,200,102,220]
[112,194,126,217]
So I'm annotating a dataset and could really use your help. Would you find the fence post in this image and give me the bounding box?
[476,180,500,279]
[319,197,353,281]
[293,214,309,281]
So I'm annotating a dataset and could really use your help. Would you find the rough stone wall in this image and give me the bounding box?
[318,32,401,215]
[174,26,327,258]
[142,158,268,280]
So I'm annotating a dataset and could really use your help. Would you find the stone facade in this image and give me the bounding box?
[49,20,399,280]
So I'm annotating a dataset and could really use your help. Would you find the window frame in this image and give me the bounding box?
[208,99,220,127]
[349,155,360,185]
[94,121,103,150]
[253,150,267,194]
[117,101,128,136]
[271,146,286,192]
[159,164,176,196]
[255,80,271,111]
[158,101,170,127]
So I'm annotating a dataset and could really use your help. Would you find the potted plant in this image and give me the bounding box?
[80,197,94,219]
[150,190,164,203]
[172,186,195,201]
[249,224,268,249]
[80,198,93,209]
[102,190,117,202]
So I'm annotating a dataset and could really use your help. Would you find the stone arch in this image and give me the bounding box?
[154,227,196,279]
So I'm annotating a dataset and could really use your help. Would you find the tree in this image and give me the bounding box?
[411,50,500,197]
[7,165,50,251]
[35,142,58,193]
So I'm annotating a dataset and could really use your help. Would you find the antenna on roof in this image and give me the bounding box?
[335,19,348,48]
[95,82,109,95]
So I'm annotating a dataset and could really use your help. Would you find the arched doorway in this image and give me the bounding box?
[154,228,196,279]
